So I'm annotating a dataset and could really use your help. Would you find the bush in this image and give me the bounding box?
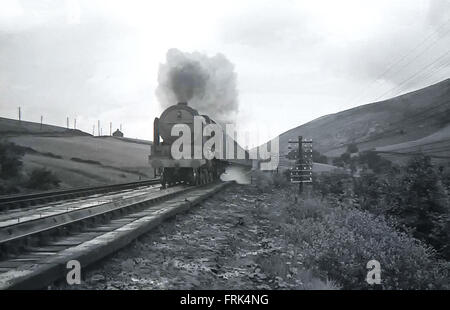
[252,170,290,192]
[332,152,354,169]
[284,197,449,289]
[312,150,328,164]
[0,142,25,179]
[440,166,450,192]
[347,143,359,154]
[313,172,351,199]
[353,172,391,214]
[321,155,449,259]
[26,168,60,190]
[389,155,449,258]
[358,151,392,173]
[0,179,21,195]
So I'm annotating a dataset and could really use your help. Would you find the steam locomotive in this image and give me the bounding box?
[149,102,249,188]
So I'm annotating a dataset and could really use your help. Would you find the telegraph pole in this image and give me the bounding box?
[93,124,95,136]
[110,122,112,136]
[18,107,21,122]
[40,115,43,130]
[66,117,69,129]
[288,136,313,201]
[74,118,76,130]
[98,120,100,136]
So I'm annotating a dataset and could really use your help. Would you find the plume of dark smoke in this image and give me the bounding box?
[156,48,239,124]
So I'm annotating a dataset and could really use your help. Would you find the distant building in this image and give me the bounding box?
[112,129,124,137]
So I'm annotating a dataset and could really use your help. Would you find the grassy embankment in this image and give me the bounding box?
[251,170,449,290]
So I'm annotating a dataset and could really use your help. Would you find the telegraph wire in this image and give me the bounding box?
[348,17,450,106]
[372,48,450,101]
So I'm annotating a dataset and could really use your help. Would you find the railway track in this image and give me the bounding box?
[0,178,161,211]
[0,180,229,289]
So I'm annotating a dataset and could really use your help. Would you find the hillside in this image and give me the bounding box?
[374,123,450,164]
[0,117,90,136]
[0,118,154,189]
[276,78,450,159]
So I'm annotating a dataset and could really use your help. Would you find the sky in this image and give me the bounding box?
[0,0,449,147]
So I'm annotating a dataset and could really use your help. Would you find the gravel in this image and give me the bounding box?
[52,183,325,290]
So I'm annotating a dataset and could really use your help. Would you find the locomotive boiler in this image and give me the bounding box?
[149,102,230,188]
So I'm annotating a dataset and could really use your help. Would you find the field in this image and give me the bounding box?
[7,135,154,188]
[375,124,450,164]
[1,117,154,189]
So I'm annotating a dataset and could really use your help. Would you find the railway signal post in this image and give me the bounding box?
[288,136,313,202]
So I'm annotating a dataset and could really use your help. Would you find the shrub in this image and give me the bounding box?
[0,142,25,179]
[26,168,60,190]
[332,157,344,167]
[358,151,392,173]
[284,197,449,289]
[322,155,449,259]
[347,143,359,154]
[439,166,450,192]
[353,172,390,214]
[313,172,351,199]
[389,155,449,258]
[312,150,328,164]
[252,170,290,192]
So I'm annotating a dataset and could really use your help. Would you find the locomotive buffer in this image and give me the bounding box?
[288,136,313,195]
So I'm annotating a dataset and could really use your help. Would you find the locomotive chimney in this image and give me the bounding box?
[177,102,188,106]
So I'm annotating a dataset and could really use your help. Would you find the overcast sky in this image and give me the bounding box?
[1,0,449,146]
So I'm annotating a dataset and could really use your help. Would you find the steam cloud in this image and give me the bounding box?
[156,48,239,124]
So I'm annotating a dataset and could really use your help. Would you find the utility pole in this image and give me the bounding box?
[98,120,100,136]
[66,117,69,129]
[74,118,76,130]
[110,122,112,136]
[18,107,21,122]
[40,115,43,130]
[288,136,313,202]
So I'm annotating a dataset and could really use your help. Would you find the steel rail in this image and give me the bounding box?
[0,181,229,290]
[0,178,161,210]
[0,185,189,246]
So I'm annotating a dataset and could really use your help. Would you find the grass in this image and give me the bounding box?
[9,136,151,168]
[251,172,449,290]
[3,135,154,189]
[21,153,145,188]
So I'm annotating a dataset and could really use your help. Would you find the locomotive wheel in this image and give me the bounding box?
[188,169,197,186]
[195,169,201,185]
[193,169,198,185]
[164,169,175,188]
[201,170,206,185]
[207,170,211,183]
[161,171,167,189]
[206,171,211,184]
